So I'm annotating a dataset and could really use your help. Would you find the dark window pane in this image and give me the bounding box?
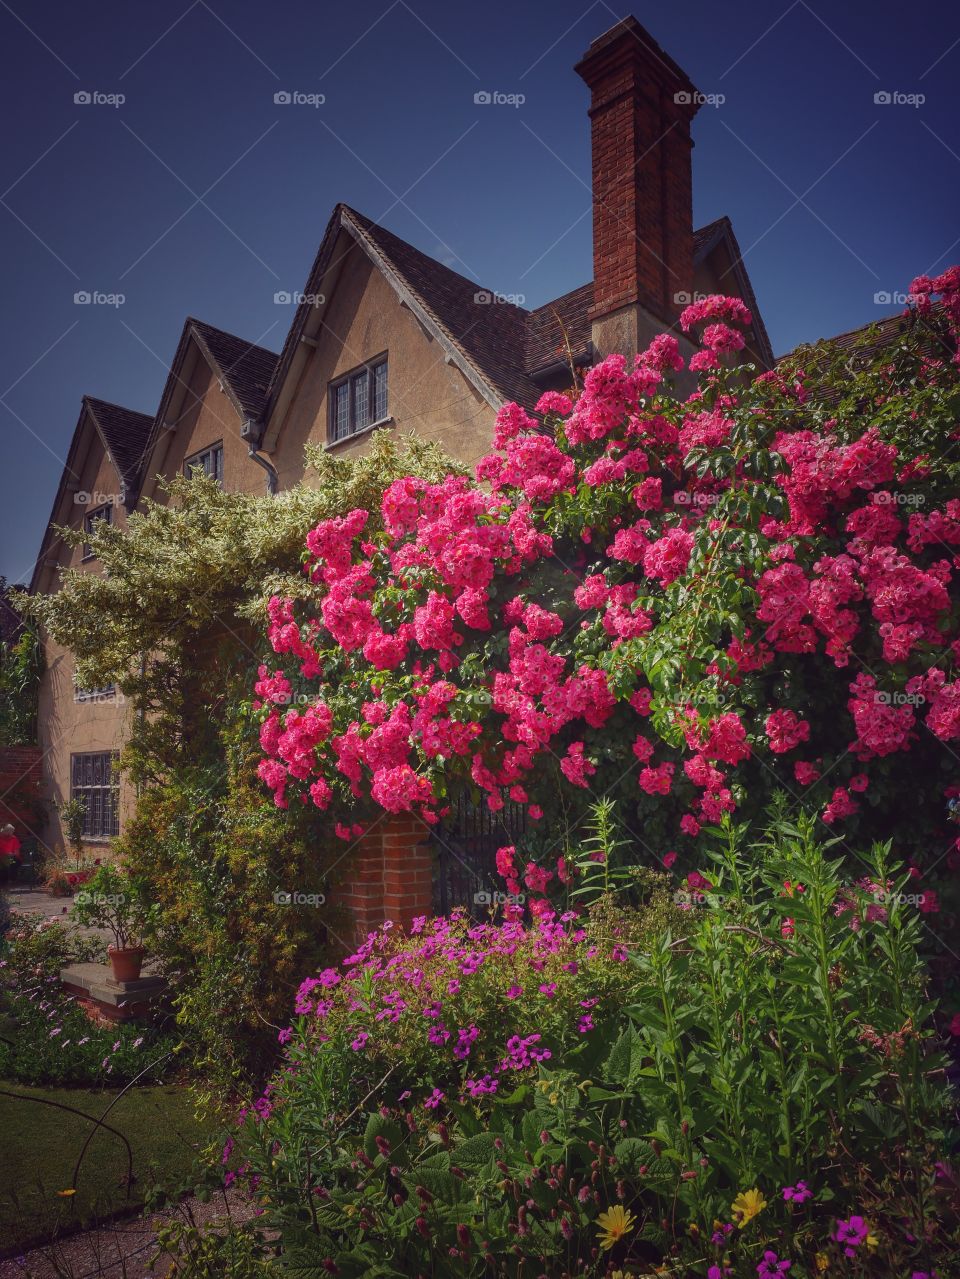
[373,361,388,420]
[334,383,350,440]
[353,371,370,429]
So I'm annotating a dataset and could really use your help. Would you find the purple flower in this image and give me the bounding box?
[781,1180,812,1204]
[350,1031,370,1051]
[424,1087,445,1110]
[833,1215,869,1258]
[506,985,522,999]
[278,1028,292,1044]
[757,1251,791,1278]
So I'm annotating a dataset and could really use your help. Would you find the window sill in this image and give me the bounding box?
[324,417,394,451]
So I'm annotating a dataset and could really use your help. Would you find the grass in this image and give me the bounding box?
[0,1080,217,1257]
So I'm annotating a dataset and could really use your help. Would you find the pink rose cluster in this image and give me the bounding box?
[253,275,960,887]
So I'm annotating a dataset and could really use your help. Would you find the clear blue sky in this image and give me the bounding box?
[1,0,957,584]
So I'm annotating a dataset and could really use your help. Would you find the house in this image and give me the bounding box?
[29,15,777,856]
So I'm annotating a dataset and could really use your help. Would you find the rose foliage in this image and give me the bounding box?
[255,270,960,933]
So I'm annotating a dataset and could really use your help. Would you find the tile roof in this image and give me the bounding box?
[778,309,951,367]
[343,207,542,410]
[83,397,154,498]
[265,205,775,424]
[187,319,279,421]
[525,282,594,374]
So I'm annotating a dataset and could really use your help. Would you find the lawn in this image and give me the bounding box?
[0,1080,217,1256]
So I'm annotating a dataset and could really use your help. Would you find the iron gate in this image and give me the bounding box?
[432,794,526,915]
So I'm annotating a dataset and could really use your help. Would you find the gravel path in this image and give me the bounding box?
[0,1190,261,1278]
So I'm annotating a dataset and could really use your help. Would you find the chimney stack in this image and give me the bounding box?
[575,17,700,358]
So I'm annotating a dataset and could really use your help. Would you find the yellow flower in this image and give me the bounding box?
[866,1229,879,1249]
[56,1188,77,1197]
[596,1204,636,1250]
[814,1253,829,1273]
[730,1186,767,1227]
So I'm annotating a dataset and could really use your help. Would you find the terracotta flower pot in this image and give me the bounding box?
[108,945,145,983]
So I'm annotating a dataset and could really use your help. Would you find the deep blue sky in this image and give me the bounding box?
[1,0,958,584]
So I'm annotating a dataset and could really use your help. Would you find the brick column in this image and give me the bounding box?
[381,814,434,931]
[337,814,435,945]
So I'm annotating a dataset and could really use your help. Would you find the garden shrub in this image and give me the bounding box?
[252,271,960,1031]
[19,434,465,1087]
[115,753,344,1094]
[0,915,175,1086]
[229,815,957,1276]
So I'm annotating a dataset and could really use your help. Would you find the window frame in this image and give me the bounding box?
[327,356,388,443]
[183,441,224,485]
[81,503,112,562]
[70,750,121,840]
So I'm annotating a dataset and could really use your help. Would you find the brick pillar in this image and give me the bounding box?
[381,814,434,931]
[337,814,435,944]
[575,16,700,344]
[0,744,42,831]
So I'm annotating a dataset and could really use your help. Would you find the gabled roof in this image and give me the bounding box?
[188,319,279,420]
[83,397,153,501]
[139,317,280,496]
[776,307,955,402]
[29,396,149,594]
[347,207,540,410]
[263,205,775,439]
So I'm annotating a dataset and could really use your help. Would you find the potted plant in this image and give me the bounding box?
[70,863,146,982]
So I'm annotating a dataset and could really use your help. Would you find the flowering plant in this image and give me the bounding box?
[228,816,957,1275]
[254,271,960,948]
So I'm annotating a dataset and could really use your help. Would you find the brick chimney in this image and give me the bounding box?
[576,17,700,359]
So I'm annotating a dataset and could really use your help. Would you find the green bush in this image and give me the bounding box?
[228,814,957,1276]
[0,915,175,1086]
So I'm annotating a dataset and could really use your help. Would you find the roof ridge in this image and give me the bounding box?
[186,315,280,358]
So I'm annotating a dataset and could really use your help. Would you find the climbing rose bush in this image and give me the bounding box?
[254,269,960,920]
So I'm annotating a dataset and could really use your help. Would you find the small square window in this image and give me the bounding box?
[81,504,112,561]
[184,443,224,485]
[328,358,387,442]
